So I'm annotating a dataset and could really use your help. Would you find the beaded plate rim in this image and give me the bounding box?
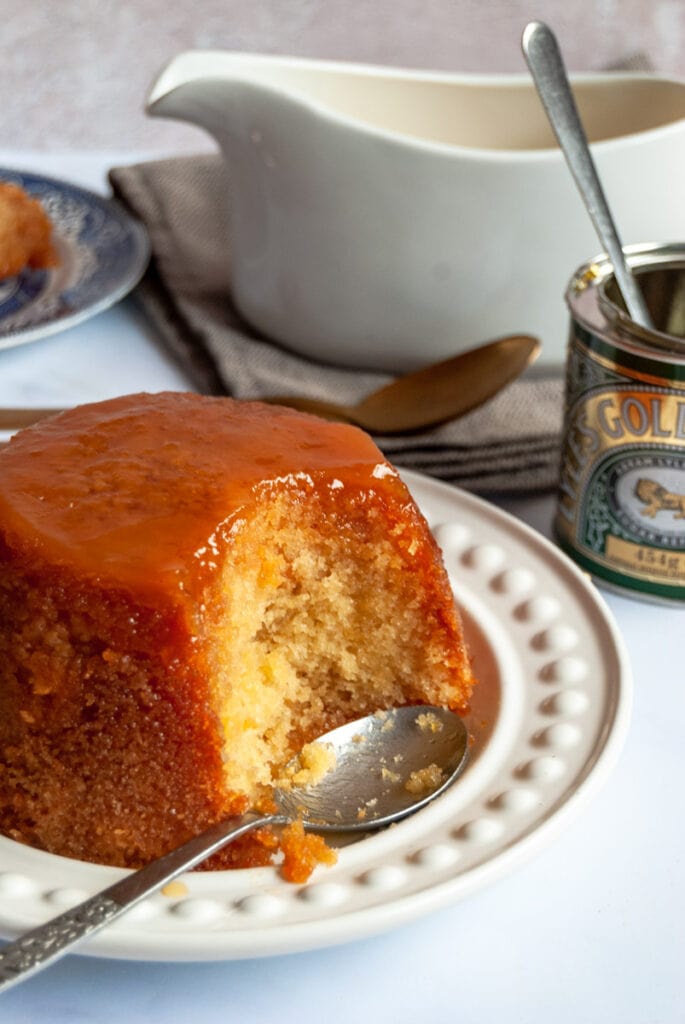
[0,168,149,349]
[0,471,632,960]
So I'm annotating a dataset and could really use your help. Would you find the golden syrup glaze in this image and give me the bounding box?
[0,392,472,874]
[0,392,413,605]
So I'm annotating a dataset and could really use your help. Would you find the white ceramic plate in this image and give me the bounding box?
[0,472,631,960]
[0,169,149,349]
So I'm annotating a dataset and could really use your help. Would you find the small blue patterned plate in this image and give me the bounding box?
[0,168,150,350]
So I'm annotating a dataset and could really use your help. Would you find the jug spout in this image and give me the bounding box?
[147,52,238,141]
[147,51,312,160]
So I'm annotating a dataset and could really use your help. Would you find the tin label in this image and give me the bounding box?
[556,332,685,600]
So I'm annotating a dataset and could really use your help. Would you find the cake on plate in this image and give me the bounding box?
[0,392,473,874]
[0,181,59,280]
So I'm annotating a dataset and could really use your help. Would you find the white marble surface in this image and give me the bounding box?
[0,151,683,1023]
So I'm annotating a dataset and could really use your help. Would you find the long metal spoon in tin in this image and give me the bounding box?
[522,20,654,329]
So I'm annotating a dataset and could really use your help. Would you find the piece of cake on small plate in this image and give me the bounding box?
[0,392,473,876]
[0,181,59,280]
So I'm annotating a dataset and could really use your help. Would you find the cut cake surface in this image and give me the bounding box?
[0,392,473,871]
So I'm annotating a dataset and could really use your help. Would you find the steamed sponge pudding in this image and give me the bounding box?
[0,393,473,871]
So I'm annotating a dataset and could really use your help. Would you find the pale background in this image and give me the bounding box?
[3,0,685,153]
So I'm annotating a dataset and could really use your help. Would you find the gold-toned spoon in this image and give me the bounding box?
[0,334,539,438]
[263,334,539,433]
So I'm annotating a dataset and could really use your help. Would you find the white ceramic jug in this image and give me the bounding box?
[147,53,685,372]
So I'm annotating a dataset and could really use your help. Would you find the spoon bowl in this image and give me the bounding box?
[263,334,540,433]
[276,705,469,831]
[0,705,469,991]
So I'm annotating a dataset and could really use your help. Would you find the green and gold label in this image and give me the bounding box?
[555,331,685,600]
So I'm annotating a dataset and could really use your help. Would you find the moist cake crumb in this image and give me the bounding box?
[416,712,444,733]
[279,820,338,883]
[404,764,444,794]
[0,392,475,881]
[276,741,336,790]
[161,880,189,899]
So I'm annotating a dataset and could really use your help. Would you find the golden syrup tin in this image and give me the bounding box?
[557,243,685,604]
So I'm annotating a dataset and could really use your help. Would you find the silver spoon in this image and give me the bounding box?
[0,705,468,992]
[522,20,654,329]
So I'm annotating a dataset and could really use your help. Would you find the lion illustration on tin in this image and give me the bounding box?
[635,478,685,520]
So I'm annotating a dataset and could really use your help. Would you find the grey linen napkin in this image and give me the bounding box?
[110,154,563,494]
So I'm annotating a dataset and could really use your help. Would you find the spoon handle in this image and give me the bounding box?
[522,21,653,329]
[0,407,62,430]
[259,395,356,424]
[0,811,286,993]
